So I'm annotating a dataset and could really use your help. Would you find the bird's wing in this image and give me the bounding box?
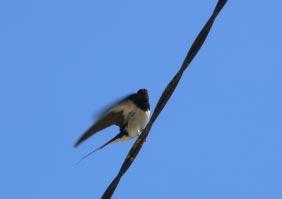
[74,95,136,147]
[93,94,133,118]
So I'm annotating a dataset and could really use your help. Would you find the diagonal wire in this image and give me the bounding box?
[101,1,228,198]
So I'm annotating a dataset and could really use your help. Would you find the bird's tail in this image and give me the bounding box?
[77,131,130,163]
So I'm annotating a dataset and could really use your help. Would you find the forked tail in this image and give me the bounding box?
[77,131,128,163]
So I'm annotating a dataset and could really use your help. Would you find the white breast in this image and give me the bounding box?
[127,108,150,137]
[109,100,150,138]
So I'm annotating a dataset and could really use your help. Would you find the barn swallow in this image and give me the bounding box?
[75,89,150,161]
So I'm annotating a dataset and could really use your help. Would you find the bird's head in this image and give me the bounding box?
[137,88,149,101]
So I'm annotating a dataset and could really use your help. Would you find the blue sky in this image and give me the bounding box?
[1,1,282,198]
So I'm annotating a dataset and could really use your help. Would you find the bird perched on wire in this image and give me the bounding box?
[74,88,150,162]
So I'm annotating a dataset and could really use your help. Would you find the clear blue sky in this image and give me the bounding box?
[1,1,282,198]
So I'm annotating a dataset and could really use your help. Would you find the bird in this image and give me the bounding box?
[74,88,150,161]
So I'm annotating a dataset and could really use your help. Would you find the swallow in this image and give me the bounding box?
[75,89,150,161]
